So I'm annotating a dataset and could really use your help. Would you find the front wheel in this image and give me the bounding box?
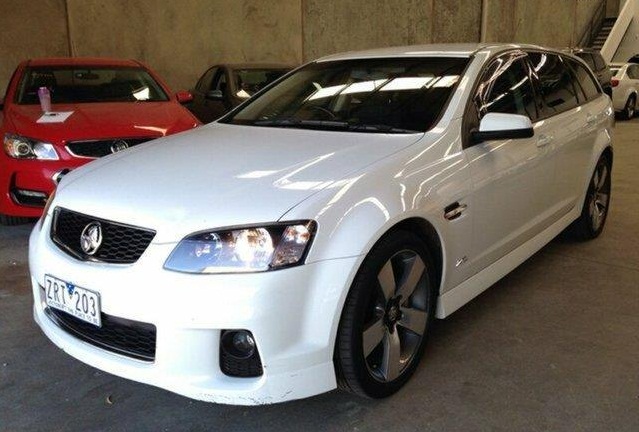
[335,230,436,398]
[565,153,612,241]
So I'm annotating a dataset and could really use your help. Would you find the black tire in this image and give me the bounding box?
[565,153,612,241]
[0,213,33,226]
[621,95,636,120]
[335,230,437,398]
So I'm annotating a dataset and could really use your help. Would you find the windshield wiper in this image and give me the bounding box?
[252,118,350,130]
[346,124,421,134]
[251,118,420,134]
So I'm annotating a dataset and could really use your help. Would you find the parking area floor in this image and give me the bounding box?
[1,120,638,432]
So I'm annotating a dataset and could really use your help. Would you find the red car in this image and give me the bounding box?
[0,57,200,225]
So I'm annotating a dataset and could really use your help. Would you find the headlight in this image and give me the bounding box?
[3,133,59,160]
[164,221,316,274]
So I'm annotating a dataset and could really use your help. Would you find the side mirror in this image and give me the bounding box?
[472,113,534,144]
[205,89,224,101]
[176,90,193,104]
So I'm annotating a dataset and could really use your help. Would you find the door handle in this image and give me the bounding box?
[444,202,467,221]
[536,134,553,148]
[586,114,597,126]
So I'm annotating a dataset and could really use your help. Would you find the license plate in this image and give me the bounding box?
[45,275,101,327]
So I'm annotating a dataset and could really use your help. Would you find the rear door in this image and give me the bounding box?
[527,52,603,213]
[463,51,556,275]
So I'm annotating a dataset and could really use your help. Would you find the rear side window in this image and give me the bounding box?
[593,53,606,71]
[475,55,538,121]
[628,65,639,79]
[576,53,596,71]
[529,52,580,115]
[567,58,601,101]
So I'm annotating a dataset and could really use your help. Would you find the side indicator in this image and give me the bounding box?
[456,256,468,267]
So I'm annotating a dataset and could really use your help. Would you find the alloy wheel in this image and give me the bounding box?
[362,250,429,382]
[626,97,636,119]
[589,161,610,232]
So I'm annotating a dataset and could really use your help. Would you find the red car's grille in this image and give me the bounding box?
[66,137,155,158]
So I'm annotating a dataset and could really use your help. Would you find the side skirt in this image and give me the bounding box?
[435,208,578,318]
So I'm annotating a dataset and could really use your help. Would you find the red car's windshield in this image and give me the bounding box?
[16,66,169,104]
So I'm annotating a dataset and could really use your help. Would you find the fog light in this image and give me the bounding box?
[222,330,255,359]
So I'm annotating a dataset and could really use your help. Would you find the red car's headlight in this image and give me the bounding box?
[3,133,59,160]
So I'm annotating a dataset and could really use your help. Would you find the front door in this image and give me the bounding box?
[463,51,556,275]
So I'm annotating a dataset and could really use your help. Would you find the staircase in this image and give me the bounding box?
[591,17,617,50]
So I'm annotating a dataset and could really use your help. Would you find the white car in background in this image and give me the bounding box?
[610,62,639,119]
[30,43,614,405]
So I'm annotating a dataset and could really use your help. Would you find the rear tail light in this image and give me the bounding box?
[611,78,619,87]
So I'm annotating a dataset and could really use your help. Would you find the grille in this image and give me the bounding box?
[67,137,154,158]
[45,307,156,361]
[51,208,156,264]
[220,351,263,377]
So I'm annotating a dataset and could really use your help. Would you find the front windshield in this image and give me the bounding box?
[16,66,169,104]
[234,69,288,99]
[222,57,468,133]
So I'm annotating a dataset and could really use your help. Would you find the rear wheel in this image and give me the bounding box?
[335,230,436,398]
[621,95,636,120]
[0,213,33,226]
[565,153,611,241]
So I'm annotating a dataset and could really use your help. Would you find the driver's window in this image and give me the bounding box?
[196,67,217,92]
[214,71,227,94]
[464,53,537,147]
[475,55,537,120]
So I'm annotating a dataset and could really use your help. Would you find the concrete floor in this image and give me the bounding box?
[1,121,638,432]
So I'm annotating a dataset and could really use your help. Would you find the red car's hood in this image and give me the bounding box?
[4,102,199,143]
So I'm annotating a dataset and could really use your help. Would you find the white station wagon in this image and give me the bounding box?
[30,43,614,405]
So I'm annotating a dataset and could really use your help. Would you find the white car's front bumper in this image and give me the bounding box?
[29,217,359,405]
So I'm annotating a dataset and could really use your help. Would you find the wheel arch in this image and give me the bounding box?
[382,217,444,295]
[330,215,446,376]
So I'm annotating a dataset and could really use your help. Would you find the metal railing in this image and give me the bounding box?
[578,0,609,47]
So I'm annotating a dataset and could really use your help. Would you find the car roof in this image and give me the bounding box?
[563,47,600,54]
[26,57,142,68]
[315,43,552,62]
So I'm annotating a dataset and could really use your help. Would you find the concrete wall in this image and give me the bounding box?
[483,0,602,46]
[66,0,303,92]
[0,0,70,98]
[302,0,481,60]
[0,0,615,94]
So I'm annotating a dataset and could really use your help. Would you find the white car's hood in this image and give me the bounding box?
[56,123,423,242]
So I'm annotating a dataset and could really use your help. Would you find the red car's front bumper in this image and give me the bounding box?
[0,152,86,218]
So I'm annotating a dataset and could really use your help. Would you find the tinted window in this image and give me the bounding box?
[576,53,596,71]
[593,53,606,71]
[475,56,537,120]
[529,52,580,114]
[567,59,600,101]
[196,67,217,92]
[212,69,227,93]
[222,57,468,133]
